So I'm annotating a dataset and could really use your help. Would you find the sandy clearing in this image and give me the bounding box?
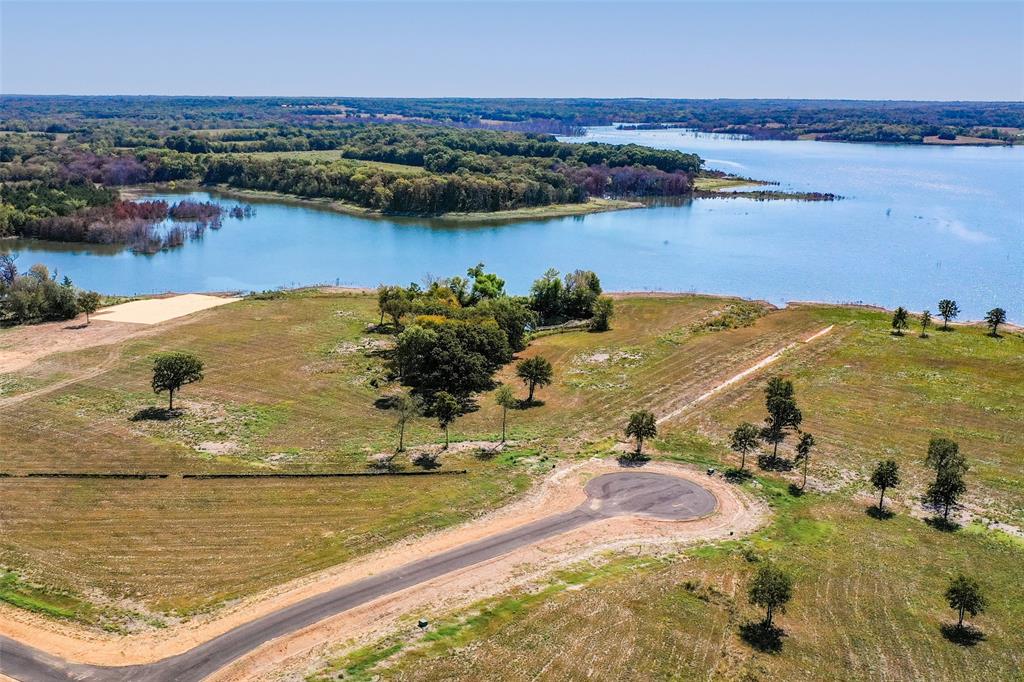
[0,317,142,374]
[0,459,764,674]
[91,294,240,325]
[656,325,833,425]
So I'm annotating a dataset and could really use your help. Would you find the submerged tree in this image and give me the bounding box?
[870,459,901,514]
[730,422,760,472]
[151,351,204,410]
[938,299,959,330]
[625,410,657,458]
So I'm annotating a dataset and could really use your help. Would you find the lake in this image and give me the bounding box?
[4,127,1022,321]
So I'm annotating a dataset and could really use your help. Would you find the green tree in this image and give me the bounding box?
[562,269,602,318]
[393,392,422,452]
[919,309,932,338]
[589,296,614,332]
[467,262,505,302]
[794,432,815,490]
[529,268,563,324]
[433,391,460,449]
[891,307,909,336]
[924,438,968,522]
[478,296,536,351]
[730,422,760,472]
[938,299,959,330]
[516,355,553,404]
[377,284,411,328]
[984,307,1006,337]
[77,290,101,324]
[945,574,986,629]
[748,562,793,628]
[151,352,204,410]
[494,384,516,443]
[870,459,901,513]
[761,377,802,461]
[625,410,657,457]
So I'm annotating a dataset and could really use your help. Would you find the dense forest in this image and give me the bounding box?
[0,113,703,244]
[3,96,1021,143]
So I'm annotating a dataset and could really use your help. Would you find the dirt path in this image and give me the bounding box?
[656,325,834,425]
[0,460,764,681]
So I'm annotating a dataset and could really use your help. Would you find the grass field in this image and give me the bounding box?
[311,481,1023,681]
[2,290,1021,645]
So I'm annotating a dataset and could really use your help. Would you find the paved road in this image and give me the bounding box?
[0,472,716,681]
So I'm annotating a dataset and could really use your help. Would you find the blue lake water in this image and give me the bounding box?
[4,127,1022,321]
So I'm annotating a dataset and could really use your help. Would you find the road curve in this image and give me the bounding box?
[0,472,716,682]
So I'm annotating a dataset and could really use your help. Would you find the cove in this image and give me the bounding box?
[4,128,1021,322]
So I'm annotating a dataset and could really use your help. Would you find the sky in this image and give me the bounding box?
[1,1,1022,100]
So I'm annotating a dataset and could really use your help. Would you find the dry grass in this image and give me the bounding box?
[317,489,1023,681]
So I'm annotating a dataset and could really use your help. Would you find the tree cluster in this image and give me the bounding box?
[0,256,100,326]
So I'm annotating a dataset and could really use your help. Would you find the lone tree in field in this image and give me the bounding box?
[494,384,516,443]
[516,356,553,404]
[945,574,986,630]
[748,562,793,629]
[78,291,101,324]
[625,410,657,458]
[730,422,760,472]
[938,299,959,330]
[433,391,460,449]
[870,459,901,514]
[984,307,1006,337]
[919,309,932,338]
[891,307,910,336]
[393,392,422,452]
[151,352,204,410]
[761,377,802,462]
[794,432,815,490]
[924,438,968,523]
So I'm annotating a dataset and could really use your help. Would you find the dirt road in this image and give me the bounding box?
[0,471,725,682]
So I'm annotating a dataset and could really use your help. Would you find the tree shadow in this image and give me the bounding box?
[987,332,1002,339]
[724,468,752,483]
[616,454,650,467]
[757,454,793,472]
[739,621,785,653]
[514,399,544,410]
[373,395,400,410]
[866,505,895,520]
[940,623,986,646]
[787,483,806,497]
[925,516,961,532]
[412,452,441,470]
[889,331,905,337]
[63,322,89,330]
[129,406,180,422]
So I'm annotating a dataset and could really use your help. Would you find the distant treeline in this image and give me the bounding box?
[0,121,702,230]
[2,96,1020,144]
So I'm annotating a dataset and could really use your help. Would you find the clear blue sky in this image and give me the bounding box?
[2,1,1021,100]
